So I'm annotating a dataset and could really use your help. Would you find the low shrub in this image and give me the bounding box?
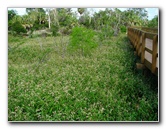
[120,26,127,33]
[101,25,114,38]
[51,25,59,36]
[68,26,98,56]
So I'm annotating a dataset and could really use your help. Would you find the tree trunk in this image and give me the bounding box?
[48,11,51,29]
[39,13,41,25]
[53,8,59,26]
[114,13,121,36]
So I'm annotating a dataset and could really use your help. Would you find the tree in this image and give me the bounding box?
[26,8,35,14]
[109,8,122,36]
[89,8,119,36]
[11,21,27,34]
[47,8,78,35]
[147,15,158,28]
[123,8,148,27]
[78,9,92,27]
[78,8,85,15]
[46,8,51,29]
[37,8,46,25]
[10,15,23,24]
[8,9,17,21]
[25,8,47,30]
[49,8,59,27]
[57,8,77,28]
[46,8,60,36]
[8,9,17,30]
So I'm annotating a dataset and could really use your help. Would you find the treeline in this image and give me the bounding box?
[8,8,158,36]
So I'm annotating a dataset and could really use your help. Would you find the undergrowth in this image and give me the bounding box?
[8,33,158,121]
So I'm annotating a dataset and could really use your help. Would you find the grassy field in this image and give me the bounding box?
[8,33,158,121]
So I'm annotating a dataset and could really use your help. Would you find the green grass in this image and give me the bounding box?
[8,34,158,121]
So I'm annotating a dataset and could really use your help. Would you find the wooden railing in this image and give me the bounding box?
[129,26,158,33]
[127,27,159,75]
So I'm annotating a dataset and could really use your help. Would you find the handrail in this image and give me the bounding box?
[130,26,158,33]
[127,27,158,75]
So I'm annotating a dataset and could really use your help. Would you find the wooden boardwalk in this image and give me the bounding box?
[127,27,159,75]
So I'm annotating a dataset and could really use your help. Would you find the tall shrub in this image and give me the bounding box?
[11,21,27,35]
[51,24,59,36]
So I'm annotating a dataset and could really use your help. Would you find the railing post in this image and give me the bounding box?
[136,31,141,55]
[127,27,158,76]
[138,32,142,56]
[151,35,158,73]
[141,33,146,63]
[134,30,136,48]
[134,30,137,47]
[127,27,129,37]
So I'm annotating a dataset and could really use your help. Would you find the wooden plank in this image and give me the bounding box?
[145,38,153,51]
[136,34,142,53]
[127,27,158,76]
[145,47,152,54]
[145,51,152,63]
[151,35,158,73]
[144,50,158,74]
[144,59,152,71]
[141,33,146,63]
[145,32,157,39]
[138,46,142,56]
[136,63,145,69]
[140,35,142,43]
[156,57,158,68]
[136,43,142,55]
[141,27,158,33]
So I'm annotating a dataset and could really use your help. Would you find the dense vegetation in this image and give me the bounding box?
[8,8,158,121]
[8,8,158,36]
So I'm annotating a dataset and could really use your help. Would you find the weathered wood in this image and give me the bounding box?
[145,47,152,54]
[145,38,153,49]
[156,57,158,68]
[138,46,142,56]
[145,32,156,39]
[136,33,142,56]
[141,33,146,63]
[128,27,158,76]
[141,27,158,33]
[144,59,152,71]
[136,43,142,56]
[145,51,152,63]
[151,35,158,73]
[136,63,146,69]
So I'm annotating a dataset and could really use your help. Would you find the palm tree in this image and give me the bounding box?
[78,8,85,16]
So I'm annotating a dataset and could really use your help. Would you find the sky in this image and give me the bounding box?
[9,8,158,20]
